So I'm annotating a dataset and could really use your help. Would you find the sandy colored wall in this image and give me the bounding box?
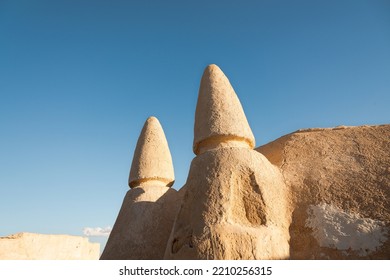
[257,124,390,259]
[0,232,100,260]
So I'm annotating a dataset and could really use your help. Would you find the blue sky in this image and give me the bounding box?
[0,0,389,251]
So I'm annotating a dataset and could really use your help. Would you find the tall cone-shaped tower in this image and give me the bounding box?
[129,116,175,188]
[101,116,180,260]
[164,64,289,260]
[193,64,255,155]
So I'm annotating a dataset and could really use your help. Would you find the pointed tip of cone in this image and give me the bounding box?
[205,64,220,71]
[129,117,175,188]
[146,116,158,123]
[202,64,223,82]
[193,65,255,154]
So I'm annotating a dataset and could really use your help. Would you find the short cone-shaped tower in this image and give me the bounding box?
[101,116,179,260]
[193,64,255,155]
[129,116,175,188]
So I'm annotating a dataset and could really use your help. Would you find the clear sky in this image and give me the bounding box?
[0,0,389,251]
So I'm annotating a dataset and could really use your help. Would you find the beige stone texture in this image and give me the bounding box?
[100,185,181,259]
[165,64,288,260]
[193,64,255,155]
[164,147,290,259]
[257,124,390,259]
[129,116,174,188]
[101,116,180,259]
[0,232,99,260]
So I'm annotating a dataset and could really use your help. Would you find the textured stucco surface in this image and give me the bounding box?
[257,125,390,259]
[165,147,290,260]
